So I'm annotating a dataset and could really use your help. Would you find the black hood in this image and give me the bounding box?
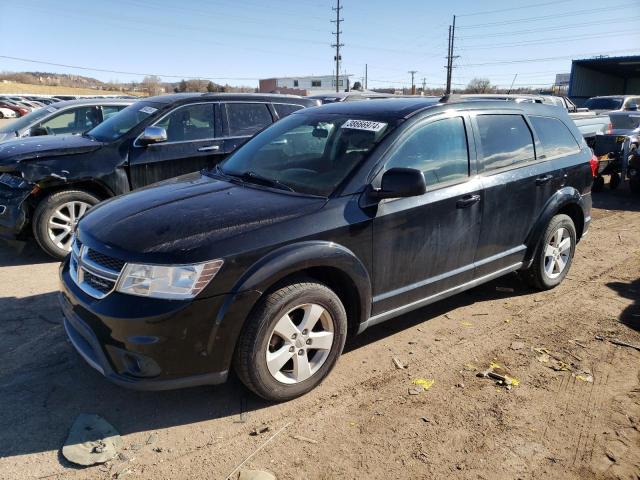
[78,173,327,262]
[0,134,103,167]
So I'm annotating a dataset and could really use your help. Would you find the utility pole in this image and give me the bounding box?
[331,0,344,93]
[408,70,417,95]
[445,15,457,95]
[365,63,368,90]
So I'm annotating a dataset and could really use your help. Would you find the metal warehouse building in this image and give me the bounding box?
[569,55,640,105]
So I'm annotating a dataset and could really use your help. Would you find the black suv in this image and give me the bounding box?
[59,98,592,401]
[0,93,318,258]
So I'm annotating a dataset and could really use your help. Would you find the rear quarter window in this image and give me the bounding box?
[273,103,304,118]
[476,114,535,172]
[529,116,580,158]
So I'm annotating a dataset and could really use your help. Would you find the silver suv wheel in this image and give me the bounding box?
[266,303,335,384]
[47,201,91,252]
[543,226,571,279]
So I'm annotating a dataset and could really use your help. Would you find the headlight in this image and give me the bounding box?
[117,260,223,299]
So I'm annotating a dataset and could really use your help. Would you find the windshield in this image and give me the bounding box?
[0,106,55,133]
[585,97,623,111]
[219,113,393,196]
[88,101,160,141]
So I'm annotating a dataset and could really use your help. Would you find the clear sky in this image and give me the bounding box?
[1,0,637,90]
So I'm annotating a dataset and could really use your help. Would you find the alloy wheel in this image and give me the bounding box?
[543,227,571,279]
[266,303,335,384]
[47,201,91,251]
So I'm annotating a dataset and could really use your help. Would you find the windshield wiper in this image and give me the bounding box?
[226,170,294,192]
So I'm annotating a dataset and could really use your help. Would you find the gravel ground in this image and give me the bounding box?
[0,185,638,480]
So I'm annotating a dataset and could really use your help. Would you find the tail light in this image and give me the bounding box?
[606,122,613,134]
[589,153,599,177]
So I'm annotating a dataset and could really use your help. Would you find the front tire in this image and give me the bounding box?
[32,190,100,260]
[234,279,348,401]
[525,214,576,290]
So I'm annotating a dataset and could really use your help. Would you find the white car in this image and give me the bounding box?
[0,107,17,119]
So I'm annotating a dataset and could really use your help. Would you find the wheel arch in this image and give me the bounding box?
[25,180,114,225]
[524,187,586,267]
[222,241,372,337]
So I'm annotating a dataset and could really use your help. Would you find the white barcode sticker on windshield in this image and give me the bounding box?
[341,119,387,132]
[47,107,57,113]
[139,106,158,115]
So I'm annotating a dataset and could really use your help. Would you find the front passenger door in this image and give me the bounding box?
[370,114,482,317]
[128,102,224,188]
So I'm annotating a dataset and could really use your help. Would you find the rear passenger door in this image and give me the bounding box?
[128,102,224,188]
[220,102,275,155]
[473,112,563,277]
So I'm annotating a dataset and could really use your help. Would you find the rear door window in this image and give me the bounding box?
[476,114,535,171]
[225,103,273,137]
[529,116,579,158]
[386,116,469,187]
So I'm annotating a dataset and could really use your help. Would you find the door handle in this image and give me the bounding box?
[456,194,481,208]
[198,145,220,152]
[535,174,553,185]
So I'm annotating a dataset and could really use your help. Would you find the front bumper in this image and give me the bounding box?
[0,184,30,239]
[59,258,260,391]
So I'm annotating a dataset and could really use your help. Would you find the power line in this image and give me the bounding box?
[463,48,639,67]
[457,16,635,39]
[457,29,640,51]
[0,55,263,81]
[457,0,575,16]
[458,3,636,28]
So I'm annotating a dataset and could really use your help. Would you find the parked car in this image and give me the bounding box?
[0,93,319,258]
[58,98,592,400]
[583,95,640,114]
[0,98,134,143]
[0,101,29,118]
[0,107,17,119]
[590,109,640,192]
[308,91,394,104]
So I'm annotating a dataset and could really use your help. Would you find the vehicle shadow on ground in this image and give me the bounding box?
[0,239,55,267]
[0,272,533,461]
[606,277,640,333]
[592,186,640,213]
[346,272,531,351]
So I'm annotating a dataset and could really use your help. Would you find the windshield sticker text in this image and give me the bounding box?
[341,119,387,132]
[139,106,158,115]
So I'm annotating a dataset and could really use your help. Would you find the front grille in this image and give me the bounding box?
[84,271,116,294]
[86,249,126,273]
[70,238,125,299]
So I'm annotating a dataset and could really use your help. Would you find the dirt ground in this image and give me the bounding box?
[0,187,638,480]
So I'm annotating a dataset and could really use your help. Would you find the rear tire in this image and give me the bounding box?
[592,176,604,192]
[609,172,621,190]
[234,278,347,401]
[525,214,576,291]
[32,190,100,260]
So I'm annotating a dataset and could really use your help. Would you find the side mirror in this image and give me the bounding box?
[138,126,167,146]
[30,126,48,137]
[370,168,427,199]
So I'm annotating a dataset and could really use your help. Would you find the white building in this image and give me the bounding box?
[259,75,351,95]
